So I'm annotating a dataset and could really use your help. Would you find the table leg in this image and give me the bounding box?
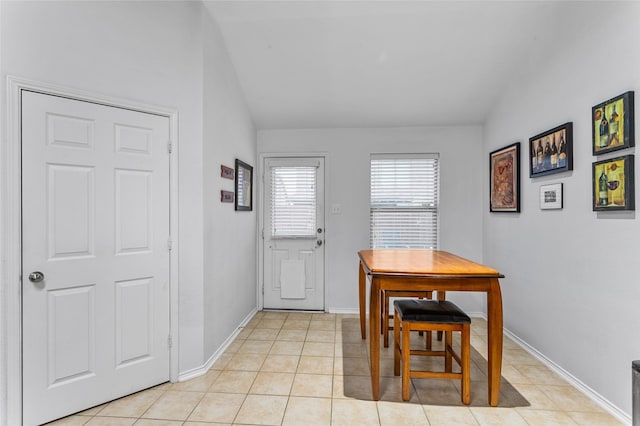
[368,277,380,400]
[359,262,366,339]
[487,279,503,406]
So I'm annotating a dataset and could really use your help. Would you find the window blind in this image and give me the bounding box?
[370,155,439,249]
[271,166,317,238]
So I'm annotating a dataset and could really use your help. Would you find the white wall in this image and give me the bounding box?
[258,126,486,313]
[1,0,207,375]
[484,2,640,417]
[0,4,257,421]
[202,10,257,359]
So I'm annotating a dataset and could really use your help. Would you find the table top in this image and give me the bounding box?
[358,249,501,277]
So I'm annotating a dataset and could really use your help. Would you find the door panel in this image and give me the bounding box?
[47,285,96,386]
[115,278,153,366]
[22,91,171,425]
[47,164,95,258]
[263,157,325,310]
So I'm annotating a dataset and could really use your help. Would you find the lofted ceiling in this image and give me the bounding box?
[204,1,570,130]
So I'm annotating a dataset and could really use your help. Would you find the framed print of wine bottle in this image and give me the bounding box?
[529,122,573,178]
[490,142,520,212]
[592,155,635,211]
[592,91,635,155]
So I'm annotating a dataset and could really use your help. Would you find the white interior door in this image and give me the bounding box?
[263,157,325,310]
[21,91,171,425]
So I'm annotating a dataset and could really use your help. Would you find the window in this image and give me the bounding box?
[270,165,317,238]
[370,154,439,249]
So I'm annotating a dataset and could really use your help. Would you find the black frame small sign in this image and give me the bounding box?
[529,122,573,178]
[592,155,635,211]
[592,91,635,155]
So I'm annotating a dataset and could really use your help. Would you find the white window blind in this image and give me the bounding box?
[370,154,439,249]
[271,166,317,238]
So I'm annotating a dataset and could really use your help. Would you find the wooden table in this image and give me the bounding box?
[358,249,504,405]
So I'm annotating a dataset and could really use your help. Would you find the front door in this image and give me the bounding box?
[21,91,171,425]
[263,157,325,310]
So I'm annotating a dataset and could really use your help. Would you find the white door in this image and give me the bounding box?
[21,91,171,426]
[263,157,325,310]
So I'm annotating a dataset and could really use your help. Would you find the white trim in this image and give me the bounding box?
[327,308,360,315]
[4,76,24,426]
[3,76,181,424]
[178,307,258,382]
[473,313,631,425]
[257,151,329,312]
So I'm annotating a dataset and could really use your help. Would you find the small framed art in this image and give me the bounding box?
[490,142,520,212]
[235,159,253,211]
[592,91,634,155]
[529,122,573,178]
[221,165,234,180]
[540,183,563,210]
[592,155,635,211]
[221,190,234,203]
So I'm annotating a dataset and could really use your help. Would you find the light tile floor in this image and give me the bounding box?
[49,312,624,425]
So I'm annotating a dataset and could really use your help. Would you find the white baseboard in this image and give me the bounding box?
[327,307,360,315]
[472,314,631,425]
[177,307,258,382]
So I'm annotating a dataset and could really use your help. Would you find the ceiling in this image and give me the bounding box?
[204,1,569,130]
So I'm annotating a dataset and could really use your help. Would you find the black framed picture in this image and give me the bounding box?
[592,91,635,155]
[490,142,520,213]
[235,159,253,211]
[529,122,573,178]
[592,155,634,211]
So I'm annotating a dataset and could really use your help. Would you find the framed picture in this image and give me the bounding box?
[592,155,635,211]
[490,142,520,212]
[235,159,253,211]
[220,190,234,203]
[540,183,563,210]
[529,122,573,178]
[221,165,234,180]
[592,91,634,155]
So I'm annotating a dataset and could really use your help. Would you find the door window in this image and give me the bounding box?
[270,166,317,238]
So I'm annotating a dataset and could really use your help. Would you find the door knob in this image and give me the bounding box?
[28,271,45,283]
[317,240,323,247]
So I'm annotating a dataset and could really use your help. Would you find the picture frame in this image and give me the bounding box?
[235,159,253,211]
[592,155,635,211]
[540,183,563,210]
[529,122,573,178]
[592,91,635,155]
[490,142,520,213]
[221,165,234,180]
[220,190,234,203]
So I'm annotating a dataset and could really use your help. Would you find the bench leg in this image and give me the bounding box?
[402,321,411,401]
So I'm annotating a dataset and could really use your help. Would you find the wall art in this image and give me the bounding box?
[490,142,520,212]
[540,183,563,210]
[592,91,634,155]
[221,190,234,203]
[529,122,573,177]
[592,155,634,211]
[221,164,234,180]
[235,159,253,211]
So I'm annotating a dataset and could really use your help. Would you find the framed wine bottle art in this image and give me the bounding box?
[592,91,635,155]
[592,155,635,211]
[529,122,573,178]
